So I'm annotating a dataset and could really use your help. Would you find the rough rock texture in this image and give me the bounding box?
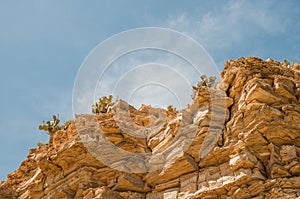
[1,57,300,199]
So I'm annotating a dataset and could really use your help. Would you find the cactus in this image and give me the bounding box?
[38,115,61,134]
[283,59,291,68]
[92,94,113,114]
[37,141,45,147]
[53,115,60,127]
[167,105,178,115]
[92,103,99,114]
[63,120,73,130]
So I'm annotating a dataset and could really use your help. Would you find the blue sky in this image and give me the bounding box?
[0,0,299,181]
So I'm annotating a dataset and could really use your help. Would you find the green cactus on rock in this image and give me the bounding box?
[167,105,178,115]
[38,115,61,134]
[92,94,113,114]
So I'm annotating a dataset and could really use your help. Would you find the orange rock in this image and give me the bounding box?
[1,57,300,198]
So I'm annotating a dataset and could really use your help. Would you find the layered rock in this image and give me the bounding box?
[1,57,300,199]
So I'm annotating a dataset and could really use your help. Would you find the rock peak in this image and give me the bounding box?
[1,57,300,199]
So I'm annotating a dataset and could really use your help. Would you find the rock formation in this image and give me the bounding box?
[1,57,300,199]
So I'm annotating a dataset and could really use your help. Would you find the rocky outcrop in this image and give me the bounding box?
[1,57,300,198]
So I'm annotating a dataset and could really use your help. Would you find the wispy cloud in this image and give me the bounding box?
[168,1,289,41]
[74,28,219,112]
[76,50,200,112]
[166,0,297,66]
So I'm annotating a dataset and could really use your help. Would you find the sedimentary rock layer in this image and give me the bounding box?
[1,57,300,199]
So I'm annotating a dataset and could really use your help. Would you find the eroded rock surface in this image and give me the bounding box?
[1,57,300,199]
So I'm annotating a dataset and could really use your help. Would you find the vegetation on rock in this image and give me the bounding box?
[92,94,113,114]
[1,57,300,199]
[38,115,61,134]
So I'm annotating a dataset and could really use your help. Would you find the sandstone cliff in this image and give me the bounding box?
[1,57,300,199]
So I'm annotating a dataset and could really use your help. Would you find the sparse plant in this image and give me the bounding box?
[38,115,61,134]
[63,120,73,130]
[281,59,291,68]
[192,75,217,99]
[92,94,113,114]
[37,141,45,147]
[167,105,178,115]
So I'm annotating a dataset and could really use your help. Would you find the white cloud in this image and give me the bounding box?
[72,1,297,113]
[167,0,290,54]
[93,51,198,110]
[73,28,219,112]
